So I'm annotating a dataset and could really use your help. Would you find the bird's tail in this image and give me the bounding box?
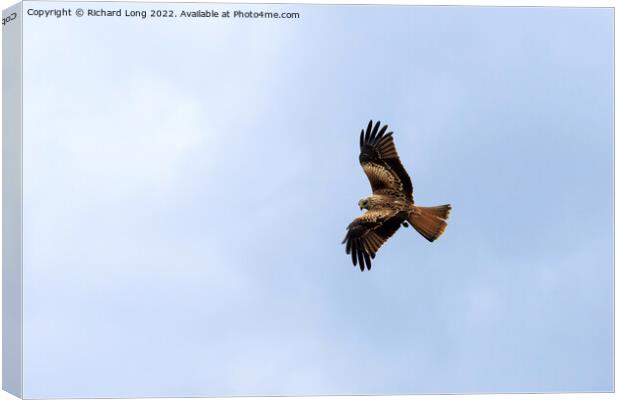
[408,204,451,242]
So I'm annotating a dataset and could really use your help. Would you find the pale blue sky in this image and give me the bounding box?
[20,2,612,397]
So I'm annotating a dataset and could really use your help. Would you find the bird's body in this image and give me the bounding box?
[342,120,452,271]
[361,191,410,210]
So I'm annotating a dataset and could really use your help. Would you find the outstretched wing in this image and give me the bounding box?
[359,120,413,201]
[342,209,408,271]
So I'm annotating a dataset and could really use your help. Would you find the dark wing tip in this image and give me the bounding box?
[373,125,388,144]
[358,241,366,271]
[344,237,352,254]
[361,120,392,147]
[364,120,373,143]
[363,251,371,270]
[381,131,394,142]
[368,120,380,143]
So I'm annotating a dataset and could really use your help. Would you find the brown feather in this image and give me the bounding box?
[359,121,413,200]
[342,209,407,271]
[408,205,451,242]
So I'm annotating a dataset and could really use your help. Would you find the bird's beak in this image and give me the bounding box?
[360,206,363,210]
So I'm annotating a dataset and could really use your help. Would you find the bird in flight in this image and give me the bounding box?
[342,120,451,271]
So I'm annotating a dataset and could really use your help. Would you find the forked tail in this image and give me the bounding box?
[408,204,452,242]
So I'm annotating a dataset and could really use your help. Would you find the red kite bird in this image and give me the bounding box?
[342,120,451,271]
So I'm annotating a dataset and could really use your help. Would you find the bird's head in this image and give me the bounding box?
[358,197,372,210]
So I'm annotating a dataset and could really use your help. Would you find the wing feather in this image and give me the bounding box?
[342,209,407,271]
[365,120,373,143]
[359,120,413,200]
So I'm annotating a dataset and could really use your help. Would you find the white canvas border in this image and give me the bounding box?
[0,0,614,399]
